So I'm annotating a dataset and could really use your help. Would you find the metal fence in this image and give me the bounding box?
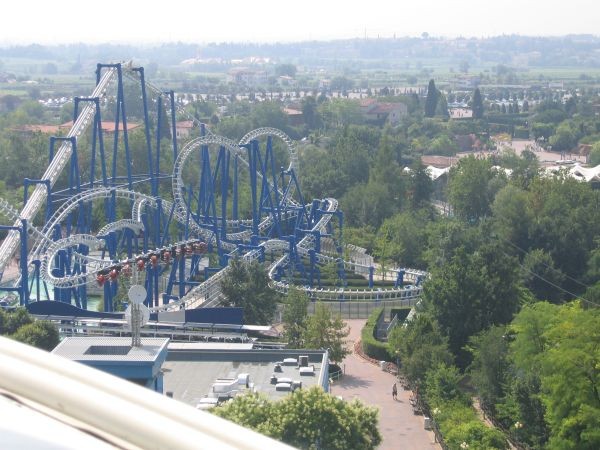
[305,298,417,319]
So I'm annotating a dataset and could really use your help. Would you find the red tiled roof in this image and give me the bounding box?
[421,155,458,168]
[176,120,194,129]
[283,108,303,116]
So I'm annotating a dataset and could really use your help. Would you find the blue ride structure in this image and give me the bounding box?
[0,62,426,314]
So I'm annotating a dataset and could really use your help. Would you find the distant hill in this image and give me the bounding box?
[0,35,599,70]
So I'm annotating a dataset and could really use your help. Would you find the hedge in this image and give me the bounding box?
[361,307,392,362]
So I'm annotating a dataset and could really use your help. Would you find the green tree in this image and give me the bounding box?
[275,64,297,78]
[211,389,275,434]
[282,288,310,348]
[11,320,60,351]
[302,302,349,363]
[4,307,33,334]
[301,96,321,130]
[436,93,450,118]
[426,134,459,156]
[213,387,382,450]
[370,131,405,208]
[448,156,503,222]
[589,141,600,166]
[491,184,533,252]
[409,160,433,209]
[250,101,288,131]
[375,211,429,268]
[538,304,600,450]
[425,363,467,405]
[341,182,393,228]
[468,326,511,410]
[424,79,438,118]
[423,241,521,367]
[472,88,484,119]
[444,421,508,450]
[522,249,565,303]
[388,315,453,385]
[330,76,354,92]
[220,259,279,325]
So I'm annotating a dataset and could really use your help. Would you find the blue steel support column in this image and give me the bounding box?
[32,260,41,302]
[232,155,239,221]
[395,269,405,288]
[267,136,282,234]
[309,249,316,287]
[154,263,159,307]
[178,252,186,299]
[20,220,29,306]
[144,265,153,308]
[220,147,229,241]
[168,91,178,160]
[155,94,163,197]
[248,142,259,236]
[133,67,155,196]
[116,64,133,190]
[103,280,112,312]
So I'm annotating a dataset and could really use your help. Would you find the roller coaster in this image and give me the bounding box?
[0,62,426,315]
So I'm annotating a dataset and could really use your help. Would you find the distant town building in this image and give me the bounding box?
[449,107,472,119]
[282,107,304,126]
[227,68,268,86]
[360,99,408,125]
[318,79,331,90]
[421,155,458,169]
[175,120,195,139]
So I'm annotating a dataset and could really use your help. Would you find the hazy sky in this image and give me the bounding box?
[1,0,598,44]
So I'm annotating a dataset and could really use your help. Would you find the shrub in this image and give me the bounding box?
[11,320,59,351]
[444,420,508,450]
[361,308,392,361]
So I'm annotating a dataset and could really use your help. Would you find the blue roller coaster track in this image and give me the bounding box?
[0,62,426,313]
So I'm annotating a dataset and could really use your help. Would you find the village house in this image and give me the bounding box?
[359,99,408,126]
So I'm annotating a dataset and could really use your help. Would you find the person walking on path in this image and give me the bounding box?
[392,383,398,400]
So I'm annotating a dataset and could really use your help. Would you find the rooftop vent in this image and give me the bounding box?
[84,345,131,356]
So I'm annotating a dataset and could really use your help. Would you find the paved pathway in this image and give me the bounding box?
[331,319,440,450]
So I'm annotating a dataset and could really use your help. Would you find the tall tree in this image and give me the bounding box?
[220,259,279,325]
[436,93,450,118]
[448,156,503,222]
[301,96,321,130]
[468,325,511,410]
[302,302,349,363]
[424,79,438,117]
[409,160,434,209]
[282,288,310,348]
[388,314,453,385]
[522,249,565,303]
[472,88,484,119]
[423,241,522,367]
